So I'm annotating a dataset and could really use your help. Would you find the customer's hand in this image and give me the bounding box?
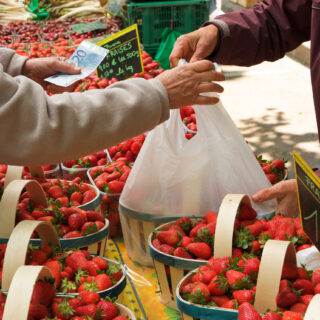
[170,25,219,67]
[156,60,224,107]
[22,56,81,92]
[252,179,299,217]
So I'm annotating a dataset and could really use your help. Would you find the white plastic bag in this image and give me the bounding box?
[120,100,276,218]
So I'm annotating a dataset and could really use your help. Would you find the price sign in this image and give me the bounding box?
[293,152,320,250]
[97,24,144,80]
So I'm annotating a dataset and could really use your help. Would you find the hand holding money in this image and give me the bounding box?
[45,41,108,87]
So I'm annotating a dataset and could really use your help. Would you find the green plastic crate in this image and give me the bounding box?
[127,0,211,54]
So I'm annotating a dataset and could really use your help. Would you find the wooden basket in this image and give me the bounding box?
[119,203,178,267]
[148,194,251,308]
[176,240,313,319]
[0,179,108,255]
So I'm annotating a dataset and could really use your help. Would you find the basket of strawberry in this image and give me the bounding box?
[108,135,145,163]
[0,180,108,253]
[176,240,320,320]
[88,160,132,238]
[148,194,311,308]
[62,150,110,182]
[0,264,135,320]
[257,156,288,185]
[1,220,126,299]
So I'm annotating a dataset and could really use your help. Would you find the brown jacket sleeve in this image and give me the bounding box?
[0,50,169,166]
[210,0,312,66]
[0,47,28,76]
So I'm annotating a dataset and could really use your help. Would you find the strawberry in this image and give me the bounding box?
[70,191,83,204]
[211,295,230,307]
[79,291,100,305]
[82,189,97,203]
[159,244,174,255]
[187,242,212,260]
[68,213,85,231]
[208,275,228,296]
[311,268,320,286]
[299,294,314,306]
[92,257,108,270]
[86,210,104,223]
[196,223,216,244]
[226,270,253,290]
[204,211,218,224]
[31,280,55,306]
[85,260,99,276]
[64,231,82,239]
[233,289,255,304]
[48,185,63,199]
[181,236,192,248]
[29,248,48,265]
[238,302,262,320]
[246,220,264,237]
[65,251,88,272]
[208,257,230,274]
[266,173,277,184]
[277,289,299,308]
[271,159,285,170]
[251,240,261,254]
[107,180,125,194]
[262,312,282,320]
[152,238,161,249]
[221,299,238,310]
[314,283,320,294]
[292,279,314,295]
[190,282,210,304]
[282,311,303,320]
[44,260,62,287]
[198,266,217,284]
[28,303,48,319]
[75,304,97,317]
[181,282,196,295]
[95,274,112,291]
[156,229,182,247]
[238,203,257,221]
[81,222,98,236]
[96,300,119,320]
[297,267,310,280]
[173,247,193,259]
[61,278,77,293]
[290,303,307,314]
[243,257,260,276]
[190,223,206,238]
[282,263,299,280]
[113,316,127,320]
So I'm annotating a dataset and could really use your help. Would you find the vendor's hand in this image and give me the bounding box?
[170,25,219,67]
[157,60,224,107]
[252,179,299,217]
[22,56,81,93]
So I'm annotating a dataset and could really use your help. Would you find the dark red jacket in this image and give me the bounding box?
[211,0,320,137]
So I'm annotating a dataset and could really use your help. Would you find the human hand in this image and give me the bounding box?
[170,25,219,67]
[252,179,299,217]
[22,56,81,93]
[156,60,224,107]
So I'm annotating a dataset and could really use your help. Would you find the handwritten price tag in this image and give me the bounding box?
[97,24,144,80]
[293,152,320,250]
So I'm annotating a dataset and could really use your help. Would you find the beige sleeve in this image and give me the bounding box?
[0,63,169,165]
[0,47,28,77]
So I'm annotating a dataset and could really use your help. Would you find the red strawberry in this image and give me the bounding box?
[65,251,88,272]
[196,223,216,244]
[190,282,210,304]
[81,222,98,236]
[173,247,192,259]
[290,303,307,314]
[85,260,99,276]
[277,289,299,308]
[68,213,86,231]
[314,283,320,294]
[292,279,314,295]
[204,211,218,224]
[152,238,161,249]
[208,275,228,296]
[262,312,282,320]
[63,231,81,239]
[48,185,63,199]
[226,270,252,289]
[233,289,255,304]
[95,274,112,291]
[266,173,277,184]
[28,303,48,319]
[31,280,55,306]
[75,304,97,317]
[180,282,196,295]
[159,244,174,255]
[86,211,104,222]
[299,294,314,306]
[181,236,192,248]
[107,180,125,194]
[251,240,261,254]
[29,248,48,265]
[271,159,285,170]
[221,299,238,310]
[79,291,100,305]
[297,267,310,280]
[156,229,182,247]
[282,263,299,280]
[43,260,62,287]
[198,266,216,284]
[113,316,127,320]
[238,203,257,221]
[243,257,260,276]
[246,220,264,236]
[190,223,206,238]
[311,268,320,286]
[187,242,212,260]
[211,295,230,307]
[282,311,303,320]
[70,191,83,204]
[92,257,108,270]
[238,302,261,320]
[96,300,119,320]
[82,189,97,203]
[208,257,230,274]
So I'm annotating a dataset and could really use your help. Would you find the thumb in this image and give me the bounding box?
[252,186,279,203]
[190,40,210,63]
[52,58,81,75]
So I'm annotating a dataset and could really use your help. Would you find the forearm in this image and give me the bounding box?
[0,47,27,76]
[210,0,311,66]
[0,67,169,165]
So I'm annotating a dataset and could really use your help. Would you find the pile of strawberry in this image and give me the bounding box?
[151,204,311,260]
[180,106,197,140]
[89,160,132,195]
[180,255,320,320]
[63,151,108,170]
[0,285,128,320]
[17,194,105,239]
[257,156,287,185]
[108,135,145,163]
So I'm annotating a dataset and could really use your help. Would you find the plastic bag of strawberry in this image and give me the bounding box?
[87,160,132,238]
[176,240,320,320]
[61,150,110,182]
[148,194,311,308]
[1,220,126,299]
[0,264,135,320]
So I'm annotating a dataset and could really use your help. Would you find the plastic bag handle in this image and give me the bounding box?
[214,194,251,258]
[2,266,53,320]
[254,240,297,313]
[304,294,320,320]
[0,179,47,238]
[4,165,45,188]
[2,220,60,291]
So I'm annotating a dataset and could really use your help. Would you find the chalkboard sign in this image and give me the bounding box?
[97,24,144,80]
[293,152,320,250]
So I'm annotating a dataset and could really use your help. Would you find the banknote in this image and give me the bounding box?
[45,40,108,87]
